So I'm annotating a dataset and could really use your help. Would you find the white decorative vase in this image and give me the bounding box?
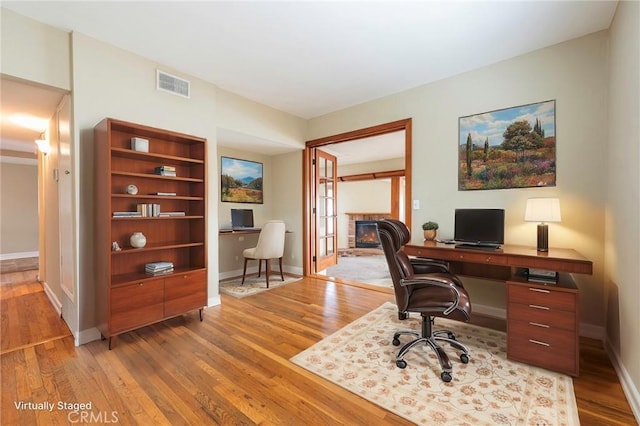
[130,232,147,248]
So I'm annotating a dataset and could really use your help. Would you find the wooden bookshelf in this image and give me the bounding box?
[94,118,207,349]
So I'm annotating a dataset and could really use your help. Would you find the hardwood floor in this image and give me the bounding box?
[1,274,636,425]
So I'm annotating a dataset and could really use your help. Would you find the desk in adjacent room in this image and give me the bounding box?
[219,229,261,236]
[403,240,593,376]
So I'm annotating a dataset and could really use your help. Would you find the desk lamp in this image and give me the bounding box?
[524,198,561,252]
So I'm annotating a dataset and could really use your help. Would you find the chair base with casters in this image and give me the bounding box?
[392,313,470,382]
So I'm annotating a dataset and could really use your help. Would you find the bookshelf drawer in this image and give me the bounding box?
[111,279,164,332]
[165,270,207,316]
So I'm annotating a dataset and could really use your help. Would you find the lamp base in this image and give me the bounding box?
[537,223,549,252]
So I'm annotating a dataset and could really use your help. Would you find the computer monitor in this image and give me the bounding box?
[231,209,254,228]
[454,208,505,248]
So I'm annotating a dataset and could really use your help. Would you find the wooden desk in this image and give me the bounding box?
[219,229,261,236]
[403,240,593,376]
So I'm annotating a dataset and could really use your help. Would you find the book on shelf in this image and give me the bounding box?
[145,261,174,275]
[146,268,174,276]
[154,166,176,177]
[158,212,186,217]
[154,192,177,196]
[113,211,142,217]
[137,203,161,217]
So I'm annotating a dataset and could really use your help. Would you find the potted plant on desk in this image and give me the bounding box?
[422,221,439,241]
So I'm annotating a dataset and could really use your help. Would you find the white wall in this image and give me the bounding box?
[217,145,272,277]
[309,32,609,331]
[71,32,219,339]
[0,8,71,90]
[270,150,303,273]
[0,161,39,254]
[216,89,307,150]
[605,0,640,415]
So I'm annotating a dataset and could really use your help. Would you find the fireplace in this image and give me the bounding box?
[355,221,381,248]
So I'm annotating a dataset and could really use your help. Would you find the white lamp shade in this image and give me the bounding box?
[524,198,561,223]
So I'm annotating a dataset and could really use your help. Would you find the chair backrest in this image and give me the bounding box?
[377,219,415,309]
[253,220,286,259]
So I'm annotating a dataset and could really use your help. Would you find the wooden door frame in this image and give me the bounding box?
[302,118,412,276]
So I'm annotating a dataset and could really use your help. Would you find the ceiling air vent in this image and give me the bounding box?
[156,70,190,98]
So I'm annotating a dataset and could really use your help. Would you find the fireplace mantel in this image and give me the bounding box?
[345,212,391,248]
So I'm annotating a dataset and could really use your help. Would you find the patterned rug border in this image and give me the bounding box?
[219,275,301,298]
[290,302,579,426]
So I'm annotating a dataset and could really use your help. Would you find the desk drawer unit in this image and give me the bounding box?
[506,281,579,376]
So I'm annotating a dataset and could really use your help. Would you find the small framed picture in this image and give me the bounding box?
[220,157,263,204]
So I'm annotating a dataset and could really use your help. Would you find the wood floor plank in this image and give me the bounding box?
[0,274,637,425]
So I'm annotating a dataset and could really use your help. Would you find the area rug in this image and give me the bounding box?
[219,275,301,298]
[324,255,392,288]
[291,302,579,426]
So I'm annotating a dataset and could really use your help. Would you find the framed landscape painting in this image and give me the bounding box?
[221,157,263,203]
[458,100,556,191]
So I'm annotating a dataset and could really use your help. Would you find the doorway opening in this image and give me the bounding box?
[303,118,412,285]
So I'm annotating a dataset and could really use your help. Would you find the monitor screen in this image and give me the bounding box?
[231,209,254,228]
[454,209,505,245]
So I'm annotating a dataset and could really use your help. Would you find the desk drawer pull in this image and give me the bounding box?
[529,304,550,310]
[529,322,550,328]
[529,288,550,293]
[529,339,550,347]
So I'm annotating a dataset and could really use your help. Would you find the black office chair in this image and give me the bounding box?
[377,219,472,382]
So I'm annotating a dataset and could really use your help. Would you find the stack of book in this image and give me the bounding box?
[113,211,142,218]
[145,261,174,276]
[154,166,176,177]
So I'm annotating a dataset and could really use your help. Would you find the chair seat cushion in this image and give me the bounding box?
[243,248,257,258]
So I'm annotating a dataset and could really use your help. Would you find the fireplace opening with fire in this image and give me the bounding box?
[355,221,381,248]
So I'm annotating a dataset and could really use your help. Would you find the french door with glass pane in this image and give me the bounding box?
[313,149,338,272]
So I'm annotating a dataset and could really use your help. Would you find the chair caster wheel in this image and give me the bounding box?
[392,338,401,346]
[460,354,469,364]
[441,372,452,382]
[396,359,407,369]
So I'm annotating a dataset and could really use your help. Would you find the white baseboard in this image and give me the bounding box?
[473,303,506,319]
[42,281,62,316]
[208,294,221,307]
[579,322,605,340]
[0,251,39,261]
[605,337,640,423]
[77,327,102,346]
[219,265,303,281]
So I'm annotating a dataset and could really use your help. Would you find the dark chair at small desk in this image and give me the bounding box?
[377,219,472,382]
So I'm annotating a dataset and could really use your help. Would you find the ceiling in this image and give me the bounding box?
[1,1,617,160]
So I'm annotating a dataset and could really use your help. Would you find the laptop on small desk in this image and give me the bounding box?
[230,208,261,232]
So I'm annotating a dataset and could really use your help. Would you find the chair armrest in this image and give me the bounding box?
[410,257,450,274]
[400,273,461,316]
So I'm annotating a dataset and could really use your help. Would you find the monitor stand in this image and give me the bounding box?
[454,243,501,250]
